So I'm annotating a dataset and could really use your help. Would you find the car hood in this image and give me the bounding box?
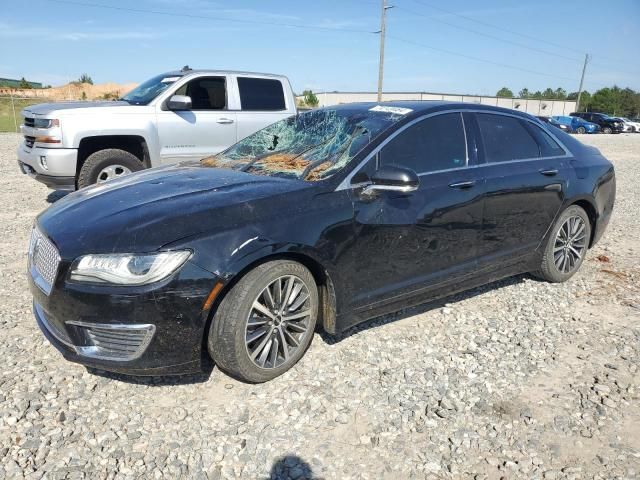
[37,164,313,258]
[22,101,130,117]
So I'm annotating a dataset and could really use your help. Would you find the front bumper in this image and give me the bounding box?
[17,142,77,190]
[29,259,220,376]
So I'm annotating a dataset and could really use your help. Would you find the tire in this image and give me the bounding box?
[576,126,586,134]
[534,205,591,283]
[603,127,612,134]
[208,260,319,383]
[77,148,144,189]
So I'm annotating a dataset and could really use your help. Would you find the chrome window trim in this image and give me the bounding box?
[336,109,573,192]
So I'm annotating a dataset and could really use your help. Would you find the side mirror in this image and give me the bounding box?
[167,95,192,111]
[362,164,419,195]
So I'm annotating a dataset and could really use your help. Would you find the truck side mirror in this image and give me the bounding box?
[167,95,192,111]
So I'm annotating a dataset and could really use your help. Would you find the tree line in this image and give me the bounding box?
[496,85,640,117]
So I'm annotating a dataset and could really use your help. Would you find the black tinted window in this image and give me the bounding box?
[477,113,539,163]
[528,124,565,157]
[379,113,467,173]
[238,77,286,111]
[179,77,226,110]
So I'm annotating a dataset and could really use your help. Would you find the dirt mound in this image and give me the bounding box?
[0,82,138,101]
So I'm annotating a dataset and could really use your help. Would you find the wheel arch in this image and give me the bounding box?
[568,197,598,247]
[203,251,338,346]
[76,135,151,178]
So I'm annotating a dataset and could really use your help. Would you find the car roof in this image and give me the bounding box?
[163,69,289,79]
[317,100,538,121]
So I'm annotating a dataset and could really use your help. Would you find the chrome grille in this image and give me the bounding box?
[68,322,156,361]
[29,227,61,295]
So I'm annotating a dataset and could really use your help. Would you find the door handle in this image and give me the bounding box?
[448,180,476,189]
[539,168,558,176]
[216,118,234,124]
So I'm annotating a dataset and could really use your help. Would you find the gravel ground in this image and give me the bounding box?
[1,132,639,480]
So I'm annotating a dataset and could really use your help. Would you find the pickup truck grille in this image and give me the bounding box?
[24,117,35,128]
[24,136,35,148]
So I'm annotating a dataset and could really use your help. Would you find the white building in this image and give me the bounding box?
[303,91,577,116]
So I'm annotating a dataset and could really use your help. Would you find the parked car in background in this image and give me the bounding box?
[570,112,623,134]
[536,115,572,133]
[551,115,600,134]
[17,68,297,190]
[616,117,640,132]
[28,102,616,382]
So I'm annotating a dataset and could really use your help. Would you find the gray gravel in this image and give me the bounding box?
[1,132,639,480]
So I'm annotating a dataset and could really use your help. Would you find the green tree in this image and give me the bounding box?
[531,91,543,99]
[542,88,556,99]
[518,88,530,98]
[302,89,319,107]
[496,87,514,98]
[81,91,87,100]
[19,77,32,89]
[78,73,93,85]
[554,88,567,100]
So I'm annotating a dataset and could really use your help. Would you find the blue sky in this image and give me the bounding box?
[1,0,639,95]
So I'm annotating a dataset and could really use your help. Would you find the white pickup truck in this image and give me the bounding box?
[17,69,297,190]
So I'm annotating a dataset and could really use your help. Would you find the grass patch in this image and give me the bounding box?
[0,97,53,132]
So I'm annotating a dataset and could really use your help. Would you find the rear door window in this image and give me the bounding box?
[379,112,467,173]
[526,123,566,157]
[238,77,286,111]
[476,113,539,163]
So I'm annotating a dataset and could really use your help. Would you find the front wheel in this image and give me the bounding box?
[77,149,144,189]
[208,260,319,383]
[534,205,591,283]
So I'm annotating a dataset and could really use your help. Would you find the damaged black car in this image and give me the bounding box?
[28,102,615,382]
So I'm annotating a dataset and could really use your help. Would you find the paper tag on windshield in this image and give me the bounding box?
[161,76,181,83]
[369,105,413,115]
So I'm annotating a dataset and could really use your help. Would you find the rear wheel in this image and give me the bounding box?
[534,205,591,283]
[576,126,586,134]
[603,126,613,134]
[77,149,144,189]
[208,260,318,383]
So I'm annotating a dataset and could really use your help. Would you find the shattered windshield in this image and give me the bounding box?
[201,106,406,181]
[120,73,183,105]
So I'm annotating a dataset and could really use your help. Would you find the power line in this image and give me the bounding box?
[43,0,374,34]
[404,0,587,56]
[387,35,578,83]
[395,5,583,64]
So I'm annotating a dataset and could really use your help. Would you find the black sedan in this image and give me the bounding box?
[29,102,615,382]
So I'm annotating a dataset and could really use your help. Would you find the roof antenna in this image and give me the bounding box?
[181,65,192,72]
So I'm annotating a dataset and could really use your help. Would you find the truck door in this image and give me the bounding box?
[156,75,237,164]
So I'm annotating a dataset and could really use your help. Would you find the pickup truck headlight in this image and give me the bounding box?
[33,118,59,129]
[69,251,191,285]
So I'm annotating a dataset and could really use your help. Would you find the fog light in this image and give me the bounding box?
[39,156,48,170]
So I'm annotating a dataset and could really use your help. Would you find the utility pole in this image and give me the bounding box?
[576,53,590,112]
[376,0,393,102]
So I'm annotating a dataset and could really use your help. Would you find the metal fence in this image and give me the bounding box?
[0,95,55,133]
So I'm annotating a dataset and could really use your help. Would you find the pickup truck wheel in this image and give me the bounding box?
[77,149,143,188]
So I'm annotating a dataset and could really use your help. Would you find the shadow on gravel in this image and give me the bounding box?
[265,455,319,480]
[47,190,71,203]
[321,274,529,345]
[86,358,214,386]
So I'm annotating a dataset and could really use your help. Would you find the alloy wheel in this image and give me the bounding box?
[553,215,587,274]
[245,275,312,369]
[97,164,132,183]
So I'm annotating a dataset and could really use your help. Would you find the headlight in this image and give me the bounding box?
[69,251,191,285]
[33,118,59,129]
